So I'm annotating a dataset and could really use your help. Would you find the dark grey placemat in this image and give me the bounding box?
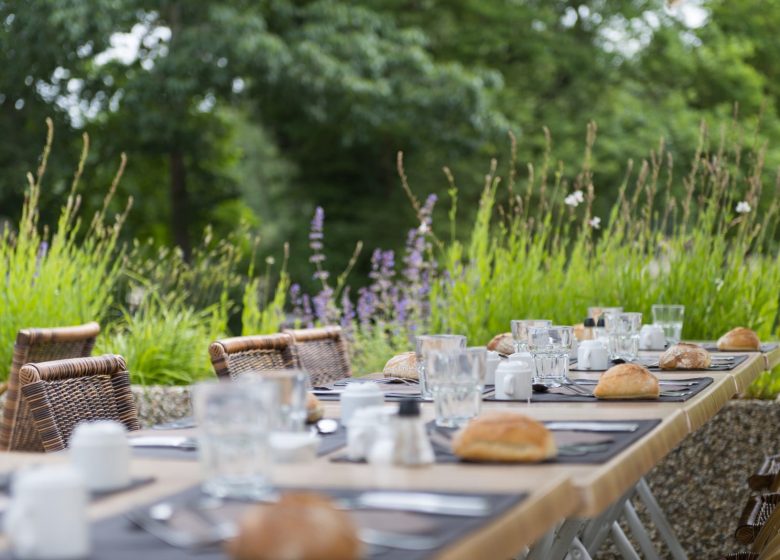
[485,377,713,403]
[332,419,660,466]
[1,485,525,560]
[570,354,748,372]
[315,386,492,403]
[701,342,778,353]
[132,425,347,461]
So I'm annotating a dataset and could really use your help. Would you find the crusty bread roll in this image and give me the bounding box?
[659,343,711,370]
[717,327,761,351]
[487,332,515,356]
[593,363,660,399]
[306,393,324,423]
[226,493,361,560]
[452,412,557,463]
[382,351,417,379]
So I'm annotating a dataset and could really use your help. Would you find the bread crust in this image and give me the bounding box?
[593,363,659,399]
[226,493,362,560]
[487,332,515,356]
[305,393,324,423]
[659,342,711,370]
[382,351,418,379]
[452,412,557,462]
[717,327,761,351]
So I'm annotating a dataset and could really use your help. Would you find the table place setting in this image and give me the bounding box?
[0,484,528,560]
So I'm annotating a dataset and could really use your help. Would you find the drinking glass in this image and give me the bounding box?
[192,380,277,499]
[426,347,486,428]
[604,312,642,361]
[651,304,685,344]
[260,369,309,432]
[526,326,574,386]
[415,334,467,399]
[510,319,552,352]
[587,306,624,321]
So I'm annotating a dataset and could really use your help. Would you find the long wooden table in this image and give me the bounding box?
[0,351,769,559]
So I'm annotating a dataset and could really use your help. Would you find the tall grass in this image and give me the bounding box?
[428,122,780,351]
[0,120,128,379]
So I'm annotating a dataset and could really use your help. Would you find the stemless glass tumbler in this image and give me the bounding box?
[510,320,553,353]
[426,347,486,428]
[526,326,574,386]
[192,380,278,499]
[604,312,642,361]
[652,304,685,344]
[415,334,467,398]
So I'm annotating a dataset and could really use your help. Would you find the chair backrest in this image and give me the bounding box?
[283,326,352,386]
[16,354,140,452]
[0,322,100,451]
[209,334,298,381]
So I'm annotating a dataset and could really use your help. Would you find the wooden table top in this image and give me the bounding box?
[0,351,767,557]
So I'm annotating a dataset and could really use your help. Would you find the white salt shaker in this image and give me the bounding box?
[70,420,131,491]
[347,405,394,461]
[340,382,384,426]
[5,465,91,559]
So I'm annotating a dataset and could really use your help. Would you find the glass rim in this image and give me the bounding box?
[651,304,685,310]
[415,334,467,340]
[604,311,642,318]
[526,325,574,333]
[510,319,552,325]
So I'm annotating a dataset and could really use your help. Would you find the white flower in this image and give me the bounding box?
[265,256,275,265]
[564,189,585,208]
[736,201,751,214]
[589,216,601,229]
[418,222,430,234]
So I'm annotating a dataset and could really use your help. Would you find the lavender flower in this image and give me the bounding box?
[308,207,329,280]
[340,287,355,329]
[312,286,334,325]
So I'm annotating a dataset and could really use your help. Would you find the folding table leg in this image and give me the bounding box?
[582,490,635,554]
[610,521,642,560]
[635,477,688,560]
[544,519,586,560]
[566,537,594,560]
[524,526,556,560]
[623,500,662,560]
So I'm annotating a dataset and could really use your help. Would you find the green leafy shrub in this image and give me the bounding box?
[0,121,127,380]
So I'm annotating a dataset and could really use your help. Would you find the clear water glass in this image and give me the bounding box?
[259,369,309,432]
[426,347,486,428]
[651,304,685,344]
[415,334,467,399]
[526,326,574,386]
[604,312,642,360]
[192,380,277,499]
[510,319,552,352]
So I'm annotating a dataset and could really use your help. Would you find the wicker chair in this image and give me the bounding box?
[14,354,139,452]
[209,333,298,381]
[283,326,352,386]
[0,322,100,451]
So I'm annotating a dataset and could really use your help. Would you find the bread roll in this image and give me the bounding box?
[452,412,557,463]
[306,393,324,423]
[659,343,711,370]
[717,327,761,351]
[487,332,515,356]
[382,352,417,379]
[226,493,361,560]
[593,363,659,399]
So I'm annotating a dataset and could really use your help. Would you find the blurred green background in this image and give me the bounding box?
[1,0,779,290]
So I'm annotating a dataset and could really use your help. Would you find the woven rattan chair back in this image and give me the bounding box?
[0,322,100,452]
[209,334,298,381]
[283,326,352,386]
[16,354,139,453]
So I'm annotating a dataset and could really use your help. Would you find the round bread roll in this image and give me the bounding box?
[487,332,515,356]
[659,343,711,370]
[593,363,660,400]
[717,327,761,351]
[306,392,324,423]
[226,492,361,560]
[452,411,557,463]
[382,351,417,379]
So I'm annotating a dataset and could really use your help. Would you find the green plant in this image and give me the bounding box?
[241,243,291,335]
[0,121,128,379]
[97,291,228,386]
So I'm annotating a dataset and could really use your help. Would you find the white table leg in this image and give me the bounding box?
[623,499,662,560]
[610,521,642,560]
[636,477,688,560]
